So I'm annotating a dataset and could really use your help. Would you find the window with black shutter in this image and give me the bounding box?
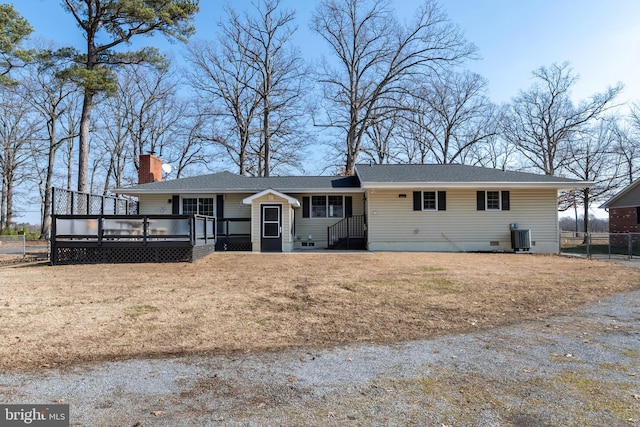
[438,191,447,211]
[171,195,180,214]
[477,191,486,211]
[302,197,310,218]
[345,196,353,217]
[413,191,446,211]
[477,190,510,211]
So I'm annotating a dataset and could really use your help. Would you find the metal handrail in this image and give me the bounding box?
[327,215,365,249]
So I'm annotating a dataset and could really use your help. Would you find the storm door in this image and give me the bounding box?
[261,204,282,252]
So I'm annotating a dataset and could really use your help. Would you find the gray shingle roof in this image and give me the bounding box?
[355,163,585,188]
[116,164,588,195]
[116,171,361,194]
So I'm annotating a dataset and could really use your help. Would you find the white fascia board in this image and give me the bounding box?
[242,189,301,207]
[360,181,593,190]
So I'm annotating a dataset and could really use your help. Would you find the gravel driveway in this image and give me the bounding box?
[1,289,639,426]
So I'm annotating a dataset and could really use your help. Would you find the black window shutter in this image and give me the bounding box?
[413,191,422,211]
[172,195,180,215]
[438,191,446,211]
[302,196,310,218]
[216,194,224,219]
[345,196,353,217]
[477,191,485,211]
[501,191,510,211]
[637,207,640,224]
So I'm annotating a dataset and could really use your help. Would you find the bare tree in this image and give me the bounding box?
[240,0,309,176]
[619,102,640,184]
[564,118,621,233]
[501,62,622,176]
[94,86,131,190]
[361,109,403,164]
[20,47,80,237]
[61,0,198,192]
[95,61,201,187]
[0,86,41,231]
[170,105,210,178]
[403,70,498,164]
[311,0,476,174]
[186,0,308,177]
[186,35,261,176]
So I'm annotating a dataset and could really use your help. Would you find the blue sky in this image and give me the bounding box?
[11,0,640,106]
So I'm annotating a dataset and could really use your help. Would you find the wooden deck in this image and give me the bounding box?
[51,214,216,265]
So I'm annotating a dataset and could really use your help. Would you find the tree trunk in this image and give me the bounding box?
[582,188,590,234]
[0,173,7,231]
[77,89,93,192]
[5,173,14,230]
[263,106,270,177]
[40,129,57,239]
[345,124,358,175]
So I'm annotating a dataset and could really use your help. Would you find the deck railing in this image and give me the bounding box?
[52,214,215,245]
[51,214,216,264]
[216,218,252,251]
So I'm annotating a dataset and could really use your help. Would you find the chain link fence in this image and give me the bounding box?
[0,235,26,257]
[560,231,640,260]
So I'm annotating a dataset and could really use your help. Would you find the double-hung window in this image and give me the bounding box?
[477,191,510,211]
[311,196,327,218]
[182,197,214,216]
[304,195,347,218]
[413,191,446,211]
[423,191,437,210]
[311,195,344,218]
[486,191,501,210]
[327,195,344,218]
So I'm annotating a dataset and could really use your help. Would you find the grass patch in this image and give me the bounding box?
[556,371,637,421]
[422,266,446,272]
[598,363,629,372]
[124,305,159,318]
[0,252,639,371]
[621,348,639,358]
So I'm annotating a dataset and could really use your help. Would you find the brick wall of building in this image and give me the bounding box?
[609,207,640,233]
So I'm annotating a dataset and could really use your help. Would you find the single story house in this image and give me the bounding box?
[600,178,640,233]
[114,155,588,254]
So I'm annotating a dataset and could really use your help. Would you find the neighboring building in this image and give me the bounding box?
[600,178,640,233]
[114,155,588,253]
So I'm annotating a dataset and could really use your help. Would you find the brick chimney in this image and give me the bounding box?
[138,154,163,184]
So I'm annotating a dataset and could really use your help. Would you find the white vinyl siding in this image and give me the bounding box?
[138,193,252,219]
[366,188,559,253]
[247,193,295,252]
[222,194,252,218]
[137,194,172,215]
[294,193,364,248]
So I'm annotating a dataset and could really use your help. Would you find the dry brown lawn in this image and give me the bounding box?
[1,252,639,372]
